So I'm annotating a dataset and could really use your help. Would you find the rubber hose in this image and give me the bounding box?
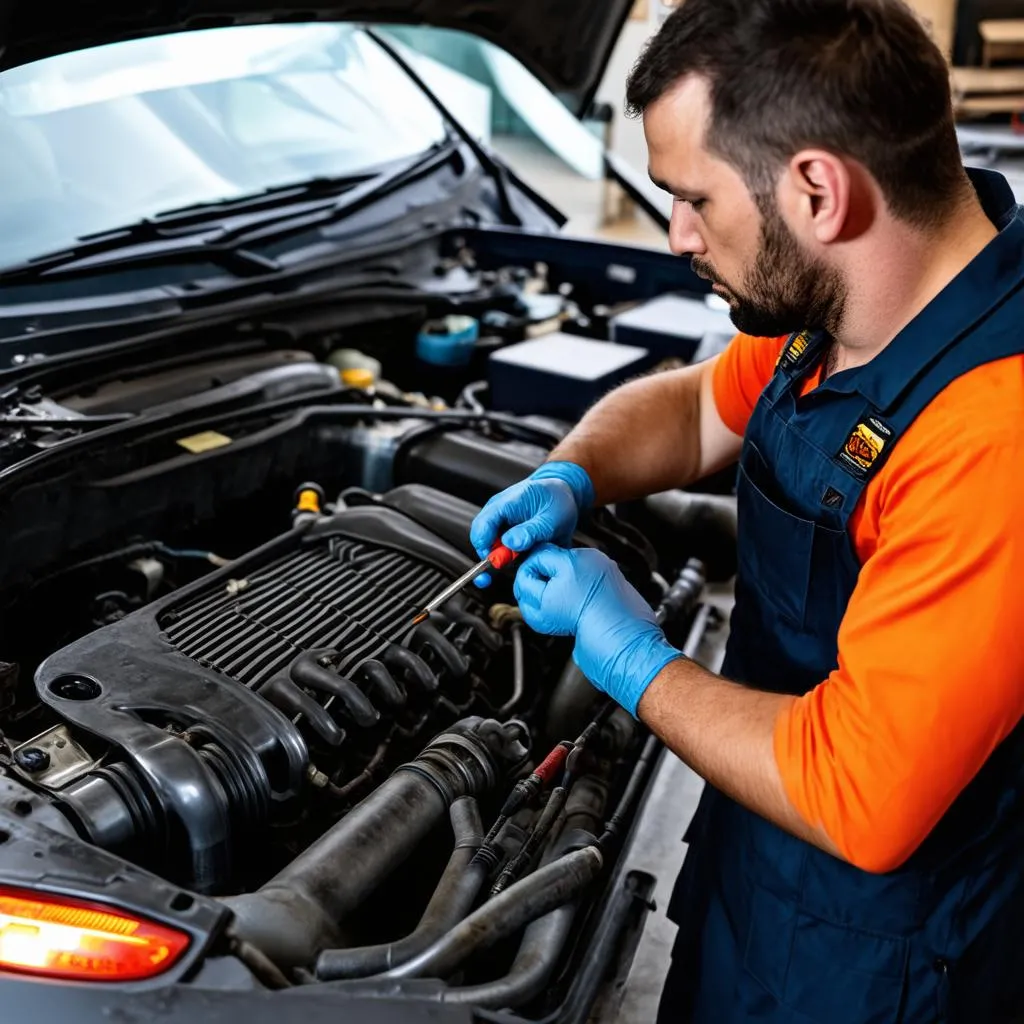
[382,845,603,980]
[315,797,487,979]
[440,903,577,1008]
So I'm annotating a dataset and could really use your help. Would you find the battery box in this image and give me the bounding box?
[609,293,735,363]
[488,333,652,420]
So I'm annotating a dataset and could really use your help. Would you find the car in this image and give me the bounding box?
[0,4,738,1021]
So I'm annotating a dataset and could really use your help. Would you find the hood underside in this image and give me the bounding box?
[0,0,635,114]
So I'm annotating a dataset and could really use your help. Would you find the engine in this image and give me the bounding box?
[0,383,723,1009]
[17,486,533,891]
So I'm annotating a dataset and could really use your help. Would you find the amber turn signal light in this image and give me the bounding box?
[0,886,190,982]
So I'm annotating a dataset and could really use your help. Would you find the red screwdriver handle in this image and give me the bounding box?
[487,544,519,571]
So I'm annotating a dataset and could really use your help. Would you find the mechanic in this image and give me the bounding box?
[470,1,1024,1021]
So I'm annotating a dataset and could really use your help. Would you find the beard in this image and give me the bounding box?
[692,200,846,339]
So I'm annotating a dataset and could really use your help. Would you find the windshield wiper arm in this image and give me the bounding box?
[0,140,459,285]
[150,171,378,226]
[0,218,284,286]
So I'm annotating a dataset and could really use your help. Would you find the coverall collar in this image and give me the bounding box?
[810,167,1023,413]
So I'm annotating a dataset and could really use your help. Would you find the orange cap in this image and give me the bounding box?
[341,368,376,388]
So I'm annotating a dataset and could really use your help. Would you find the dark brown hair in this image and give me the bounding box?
[625,0,970,227]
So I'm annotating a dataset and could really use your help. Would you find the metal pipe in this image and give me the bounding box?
[223,719,524,969]
[382,845,603,980]
[599,735,660,853]
[683,603,714,660]
[497,622,526,717]
[327,740,391,803]
[315,797,487,980]
[537,870,657,1024]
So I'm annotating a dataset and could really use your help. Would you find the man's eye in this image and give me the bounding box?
[676,197,706,212]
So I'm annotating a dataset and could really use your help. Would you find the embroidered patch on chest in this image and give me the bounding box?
[837,416,893,476]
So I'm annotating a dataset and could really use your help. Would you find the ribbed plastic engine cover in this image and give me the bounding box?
[160,537,449,690]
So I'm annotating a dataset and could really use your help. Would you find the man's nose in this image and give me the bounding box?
[669,203,706,257]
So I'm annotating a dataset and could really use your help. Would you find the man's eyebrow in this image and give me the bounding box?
[648,170,702,200]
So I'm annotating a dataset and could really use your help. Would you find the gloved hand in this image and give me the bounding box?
[514,544,682,717]
[469,462,595,588]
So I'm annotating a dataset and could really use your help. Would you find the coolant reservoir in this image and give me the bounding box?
[328,348,382,387]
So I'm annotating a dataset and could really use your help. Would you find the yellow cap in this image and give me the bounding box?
[296,488,322,514]
[341,368,376,388]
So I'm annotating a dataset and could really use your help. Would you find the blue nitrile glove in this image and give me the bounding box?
[469,462,595,588]
[513,544,683,718]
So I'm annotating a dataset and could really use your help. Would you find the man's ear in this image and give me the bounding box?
[781,150,853,244]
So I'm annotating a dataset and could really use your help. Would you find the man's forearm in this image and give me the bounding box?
[549,369,704,506]
[637,657,842,859]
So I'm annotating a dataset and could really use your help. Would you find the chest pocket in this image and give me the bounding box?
[736,441,845,632]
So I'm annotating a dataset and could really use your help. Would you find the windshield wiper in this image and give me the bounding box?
[0,139,460,285]
[150,171,379,226]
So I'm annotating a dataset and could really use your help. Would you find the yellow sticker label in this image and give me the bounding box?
[843,422,886,470]
[176,430,233,454]
[777,331,811,368]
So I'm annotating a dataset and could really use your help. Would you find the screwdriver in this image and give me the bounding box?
[410,544,520,627]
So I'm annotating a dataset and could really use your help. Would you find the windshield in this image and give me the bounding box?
[0,24,448,268]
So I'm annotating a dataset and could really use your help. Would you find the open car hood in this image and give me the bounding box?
[0,0,635,115]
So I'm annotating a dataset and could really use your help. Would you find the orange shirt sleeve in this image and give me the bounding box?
[711,332,789,437]
[774,360,1024,872]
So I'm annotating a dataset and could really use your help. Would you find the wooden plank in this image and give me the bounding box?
[979,20,1024,65]
[979,20,1024,44]
[955,93,1024,115]
[951,67,1024,95]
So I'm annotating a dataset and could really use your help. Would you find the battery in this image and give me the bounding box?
[488,332,652,420]
[610,293,735,363]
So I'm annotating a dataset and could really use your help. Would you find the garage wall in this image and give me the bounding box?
[593,3,664,176]
[592,0,989,175]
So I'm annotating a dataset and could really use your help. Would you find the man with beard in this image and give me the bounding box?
[470,0,1024,1021]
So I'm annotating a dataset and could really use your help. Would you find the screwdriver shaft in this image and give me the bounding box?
[410,544,520,627]
[411,558,491,625]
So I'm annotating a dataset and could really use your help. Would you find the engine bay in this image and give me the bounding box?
[0,228,735,1017]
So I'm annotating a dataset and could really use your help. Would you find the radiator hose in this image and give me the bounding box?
[315,796,488,979]
[381,843,603,981]
[222,717,528,969]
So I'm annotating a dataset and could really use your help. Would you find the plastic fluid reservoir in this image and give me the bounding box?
[328,349,382,387]
[416,315,480,367]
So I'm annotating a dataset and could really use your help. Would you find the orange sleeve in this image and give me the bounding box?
[711,333,789,437]
[774,369,1024,872]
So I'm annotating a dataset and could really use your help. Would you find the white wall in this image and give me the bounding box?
[594,4,665,175]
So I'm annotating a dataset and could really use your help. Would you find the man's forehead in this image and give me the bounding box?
[646,73,712,129]
[645,92,710,196]
[644,75,711,163]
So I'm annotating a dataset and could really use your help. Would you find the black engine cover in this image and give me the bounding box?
[33,501,479,892]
